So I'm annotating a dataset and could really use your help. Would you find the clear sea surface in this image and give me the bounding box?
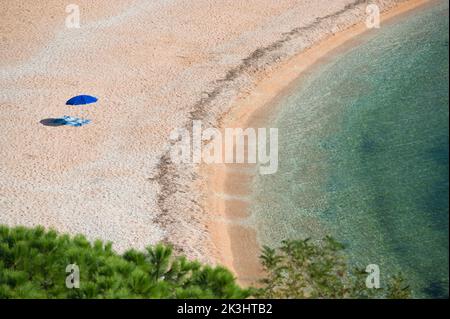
[249,1,449,298]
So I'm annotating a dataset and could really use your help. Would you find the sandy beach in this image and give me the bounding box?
[0,0,425,271]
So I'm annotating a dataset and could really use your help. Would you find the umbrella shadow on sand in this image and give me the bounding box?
[40,118,67,127]
[40,116,92,127]
[40,95,98,127]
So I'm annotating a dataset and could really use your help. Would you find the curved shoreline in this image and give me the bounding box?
[202,0,431,285]
[1,0,433,270]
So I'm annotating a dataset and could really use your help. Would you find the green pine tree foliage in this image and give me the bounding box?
[0,225,249,299]
[0,225,412,299]
[256,237,412,299]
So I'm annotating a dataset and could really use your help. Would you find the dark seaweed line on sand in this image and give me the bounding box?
[150,0,385,257]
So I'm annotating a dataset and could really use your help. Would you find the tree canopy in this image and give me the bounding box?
[0,225,249,298]
[0,225,411,299]
[256,237,411,299]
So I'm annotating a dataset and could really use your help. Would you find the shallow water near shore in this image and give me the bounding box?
[250,1,449,298]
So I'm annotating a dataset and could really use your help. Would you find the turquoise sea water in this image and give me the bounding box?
[250,1,449,298]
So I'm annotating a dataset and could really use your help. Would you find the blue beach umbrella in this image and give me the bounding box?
[66,95,98,106]
[64,95,98,126]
